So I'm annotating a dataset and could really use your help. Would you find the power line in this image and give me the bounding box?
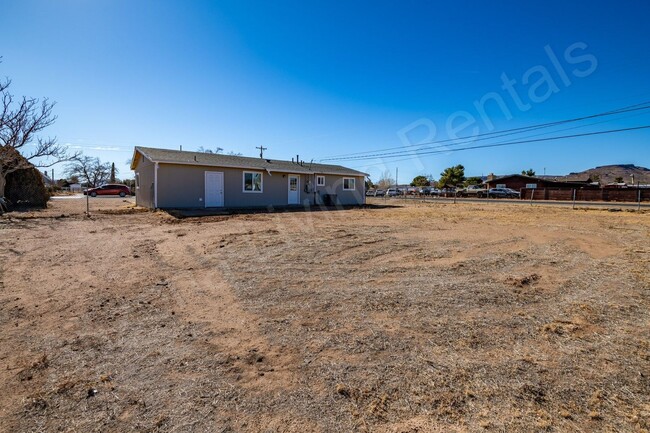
[319,101,650,161]
[329,108,650,162]
[349,125,650,167]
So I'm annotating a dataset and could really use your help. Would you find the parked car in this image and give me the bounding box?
[488,187,520,198]
[429,188,441,196]
[85,184,131,197]
[505,188,521,198]
[418,187,431,195]
[366,189,386,197]
[439,187,456,197]
[386,188,399,197]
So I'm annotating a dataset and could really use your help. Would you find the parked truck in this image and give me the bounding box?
[457,184,488,198]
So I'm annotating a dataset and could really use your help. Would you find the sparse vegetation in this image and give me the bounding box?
[0,199,648,432]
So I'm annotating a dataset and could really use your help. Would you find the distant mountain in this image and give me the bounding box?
[563,164,650,184]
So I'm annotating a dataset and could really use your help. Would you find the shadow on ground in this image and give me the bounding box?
[163,203,401,219]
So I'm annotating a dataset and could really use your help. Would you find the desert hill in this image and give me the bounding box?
[566,164,650,184]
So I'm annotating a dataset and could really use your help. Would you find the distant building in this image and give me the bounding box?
[484,174,597,190]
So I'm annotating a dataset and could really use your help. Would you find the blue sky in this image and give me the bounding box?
[1,0,649,182]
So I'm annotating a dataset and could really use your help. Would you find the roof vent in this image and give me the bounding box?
[194,155,197,162]
[266,159,272,163]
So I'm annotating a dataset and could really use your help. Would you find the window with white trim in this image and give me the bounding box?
[243,171,263,192]
[343,178,356,190]
[316,175,325,186]
[526,183,538,189]
[135,173,140,189]
[496,183,506,189]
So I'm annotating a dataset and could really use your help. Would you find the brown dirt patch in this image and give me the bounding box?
[0,199,648,432]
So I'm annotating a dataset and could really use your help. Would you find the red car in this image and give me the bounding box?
[85,184,131,197]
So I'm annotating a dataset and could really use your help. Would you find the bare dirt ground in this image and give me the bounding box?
[0,197,648,432]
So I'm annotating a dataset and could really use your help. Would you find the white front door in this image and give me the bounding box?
[205,171,224,207]
[288,175,300,205]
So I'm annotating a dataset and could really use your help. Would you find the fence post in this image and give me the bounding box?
[530,189,535,205]
[572,189,576,209]
[639,182,642,211]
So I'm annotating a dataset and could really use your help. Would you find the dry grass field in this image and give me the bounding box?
[0,198,648,432]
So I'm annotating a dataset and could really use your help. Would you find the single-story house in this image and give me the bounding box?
[130,146,368,209]
[484,174,598,190]
[68,183,82,192]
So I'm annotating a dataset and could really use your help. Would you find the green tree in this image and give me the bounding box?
[464,176,483,186]
[410,175,430,187]
[521,169,536,176]
[439,164,465,187]
[365,179,375,190]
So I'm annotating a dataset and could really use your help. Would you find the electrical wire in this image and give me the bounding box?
[320,101,650,161]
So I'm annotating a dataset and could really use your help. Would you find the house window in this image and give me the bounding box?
[135,173,140,189]
[496,184,506,189]
[316,175,325,186]
[243,171,263,192]
[526,183,538,189]
[343,178,356,190]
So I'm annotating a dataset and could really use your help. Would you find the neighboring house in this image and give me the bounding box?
[69,183,82,192]
[484,174,597,190]
[130,146,367,209]
[41,171,55,186]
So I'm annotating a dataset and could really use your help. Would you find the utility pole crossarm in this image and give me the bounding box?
[256,145,268,159]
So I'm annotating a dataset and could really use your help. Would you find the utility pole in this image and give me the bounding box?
[256,145,268,159]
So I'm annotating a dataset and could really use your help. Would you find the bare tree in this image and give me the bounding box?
[376,169,395,189]
[198,146,223,154]
[66,155,111,188]
[197,146,242,156]
[0,60,78,197]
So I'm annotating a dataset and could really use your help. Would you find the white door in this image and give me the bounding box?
[205,171,224,207]
[288,175,300,205]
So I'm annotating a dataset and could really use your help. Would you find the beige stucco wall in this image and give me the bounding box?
[133,153,155,208]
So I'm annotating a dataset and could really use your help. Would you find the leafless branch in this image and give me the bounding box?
[0,61,70,196]
[66,155,111,187]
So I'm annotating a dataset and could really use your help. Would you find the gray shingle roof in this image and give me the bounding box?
[134,147,367,177]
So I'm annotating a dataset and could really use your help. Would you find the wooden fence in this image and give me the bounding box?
[520,188,650,202]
